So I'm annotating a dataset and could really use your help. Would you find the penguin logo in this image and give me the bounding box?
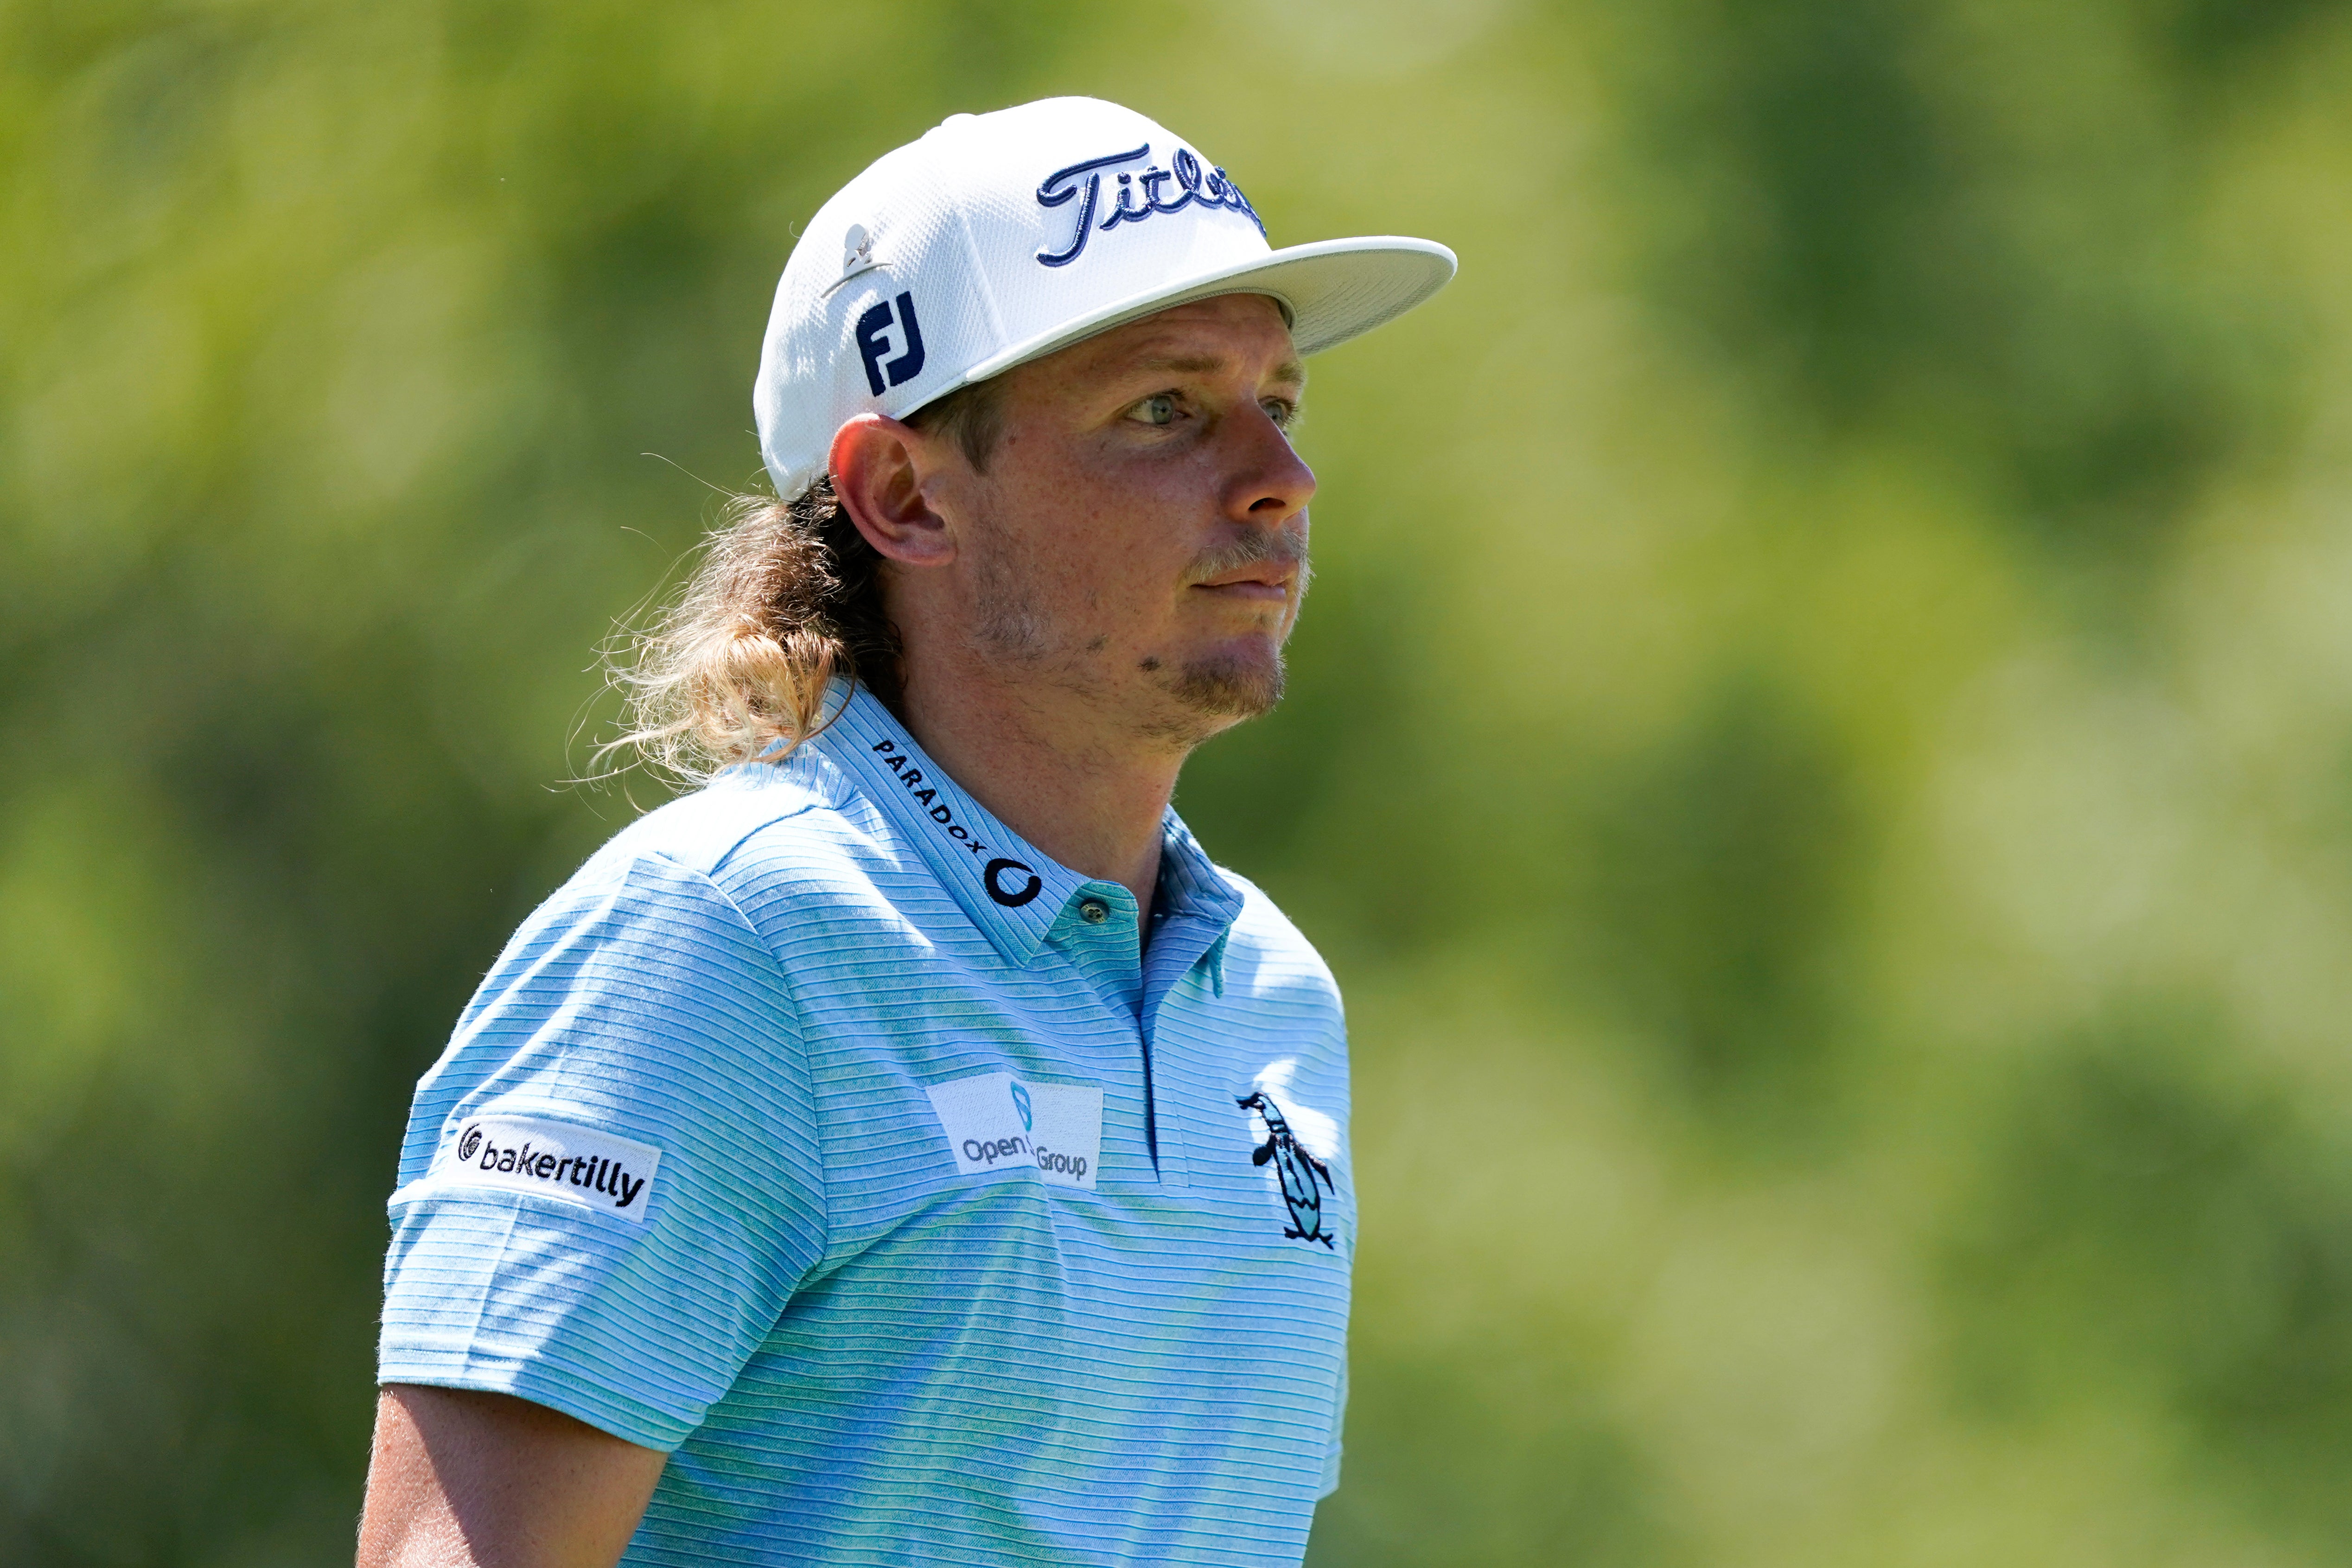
[1237,1091,1337,1249]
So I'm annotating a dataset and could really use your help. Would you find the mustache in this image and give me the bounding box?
[1184,527,1313,592]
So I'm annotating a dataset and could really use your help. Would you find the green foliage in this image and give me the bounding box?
[8,0,2352,1562]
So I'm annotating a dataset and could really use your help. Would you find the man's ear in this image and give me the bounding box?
[830,414,955,568]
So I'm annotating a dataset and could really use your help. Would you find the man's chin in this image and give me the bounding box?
[1164,650,1286,725]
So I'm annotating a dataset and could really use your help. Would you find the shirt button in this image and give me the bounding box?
[1079,899,1110,924]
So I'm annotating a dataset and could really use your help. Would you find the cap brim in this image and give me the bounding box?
[955,235,1457,389]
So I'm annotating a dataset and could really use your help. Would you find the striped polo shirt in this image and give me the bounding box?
[378,684,1354,1567]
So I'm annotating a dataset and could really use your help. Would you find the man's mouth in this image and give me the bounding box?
[1183,528,1311,605]
[1193,563,1294,600]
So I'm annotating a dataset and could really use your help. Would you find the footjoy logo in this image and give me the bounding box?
[854,291,926,396]
[926,1071,1104,1191]
[429,1115,664,1226]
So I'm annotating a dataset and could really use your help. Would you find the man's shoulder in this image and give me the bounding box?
[595,756,842,871]
[582,751,926,937]
[1205,864,1344,1011]
[468,755,910,1025]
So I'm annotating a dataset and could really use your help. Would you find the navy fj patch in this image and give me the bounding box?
[1237,1090,1338,1249]
[853,290,926,395]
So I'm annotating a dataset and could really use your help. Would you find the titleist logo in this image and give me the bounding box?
[1035,143,1265,269]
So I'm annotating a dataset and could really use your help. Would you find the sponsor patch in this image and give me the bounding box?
[925,1071,1103,1191]
[427,1115,663,1224]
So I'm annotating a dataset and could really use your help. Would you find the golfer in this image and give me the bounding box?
[357,96,1453,1568]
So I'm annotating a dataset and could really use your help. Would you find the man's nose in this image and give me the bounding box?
[1222,406,1317,528]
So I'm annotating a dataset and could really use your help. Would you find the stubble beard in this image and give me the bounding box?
[1156,527,1308,730]
[969,537,1055,666]
[1161,646,1287,725]
[965,513,1310,743]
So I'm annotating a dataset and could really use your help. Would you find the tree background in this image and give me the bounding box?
[11,0,2352,1562]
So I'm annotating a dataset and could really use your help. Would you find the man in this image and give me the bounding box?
[357,96,1453,1568]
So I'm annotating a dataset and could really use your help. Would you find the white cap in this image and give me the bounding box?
[753,96,1458,499]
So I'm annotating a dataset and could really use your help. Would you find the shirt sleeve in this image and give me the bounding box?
[1318,1355,1346,1498]
[377,851,826,1452]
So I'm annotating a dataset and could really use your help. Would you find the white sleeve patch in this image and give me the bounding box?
[926,1071,1103,1190]
[422,1115,664,1224]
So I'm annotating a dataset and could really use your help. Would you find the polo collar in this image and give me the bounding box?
[814,685,1090,966]
[810,685,1242,977]
[1154,811,1243,990]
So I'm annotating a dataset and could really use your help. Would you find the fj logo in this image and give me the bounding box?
[854,291,927,395]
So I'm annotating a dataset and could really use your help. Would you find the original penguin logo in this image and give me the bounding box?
[984,858,1042,907]
[1237,1091,1337,1249]
[457,1124,483,1163]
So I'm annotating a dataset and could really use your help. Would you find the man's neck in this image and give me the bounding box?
[892,672,1183,921]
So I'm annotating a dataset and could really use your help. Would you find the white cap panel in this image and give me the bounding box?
[754,97,1454,499]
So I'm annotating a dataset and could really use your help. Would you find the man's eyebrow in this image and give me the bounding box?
[1125,352,1308,386]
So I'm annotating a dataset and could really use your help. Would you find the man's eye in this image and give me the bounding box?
[1263,398,1299,430]
[1129,394,1179,427]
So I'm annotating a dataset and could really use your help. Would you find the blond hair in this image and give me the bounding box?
[603,382,1002,784]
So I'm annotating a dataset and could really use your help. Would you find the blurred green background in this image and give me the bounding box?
[10,0,2352,1562]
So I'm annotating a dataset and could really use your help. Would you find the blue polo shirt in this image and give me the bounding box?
[378,685,1354,1568]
